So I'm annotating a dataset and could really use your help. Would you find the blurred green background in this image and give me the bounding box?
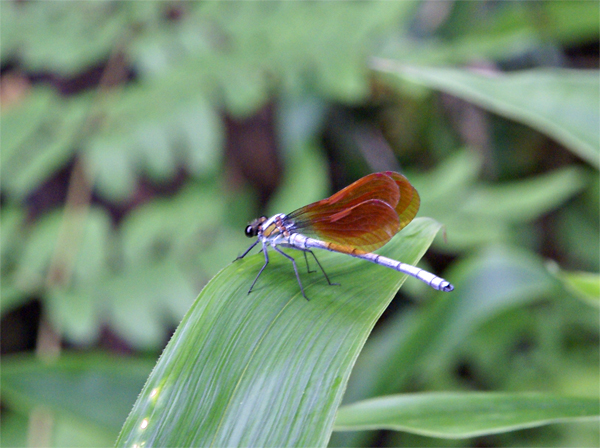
[1,1,598,447]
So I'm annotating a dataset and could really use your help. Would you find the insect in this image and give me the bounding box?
[236,171,453,299]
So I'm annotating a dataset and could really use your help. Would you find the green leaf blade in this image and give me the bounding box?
[116,218,446,447]
[374,63,600,168]
[334,392,600,438]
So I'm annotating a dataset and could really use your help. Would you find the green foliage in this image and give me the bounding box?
[553,269,600,308]
[335,392,599,437]
[1,87,87,199]
[1,1,598,447]
[1,353,153,445]
[411,151,588,251]
[375,65,599,167]
[114,219,443,447]
[1,2,126,74]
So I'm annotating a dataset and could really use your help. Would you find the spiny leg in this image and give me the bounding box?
[247,243,270,294]
[273,246,308,300]
[235,239,260,261]
[303,251,316,274]
[300,248,339,287]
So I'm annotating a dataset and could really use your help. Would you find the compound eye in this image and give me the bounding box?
[245,225,256,238]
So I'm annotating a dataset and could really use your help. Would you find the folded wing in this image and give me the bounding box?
[289,171,420,251]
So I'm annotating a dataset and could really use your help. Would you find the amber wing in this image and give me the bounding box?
[288,172,420,252]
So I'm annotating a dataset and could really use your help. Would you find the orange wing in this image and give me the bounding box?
[383,171,420,231]
[289,172,420,251]
[302,199,400,252]
[297,172,400,214]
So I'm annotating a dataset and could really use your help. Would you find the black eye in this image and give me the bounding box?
[245,225,256,237]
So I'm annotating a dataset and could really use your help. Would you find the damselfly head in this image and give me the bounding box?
[245,216,267,238]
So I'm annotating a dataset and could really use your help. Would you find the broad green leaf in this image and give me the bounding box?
[116,218,447,448]
[334,392,600,438]
[374,63,600,168]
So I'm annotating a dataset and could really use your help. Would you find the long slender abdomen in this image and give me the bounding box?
[288,233,454,292]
